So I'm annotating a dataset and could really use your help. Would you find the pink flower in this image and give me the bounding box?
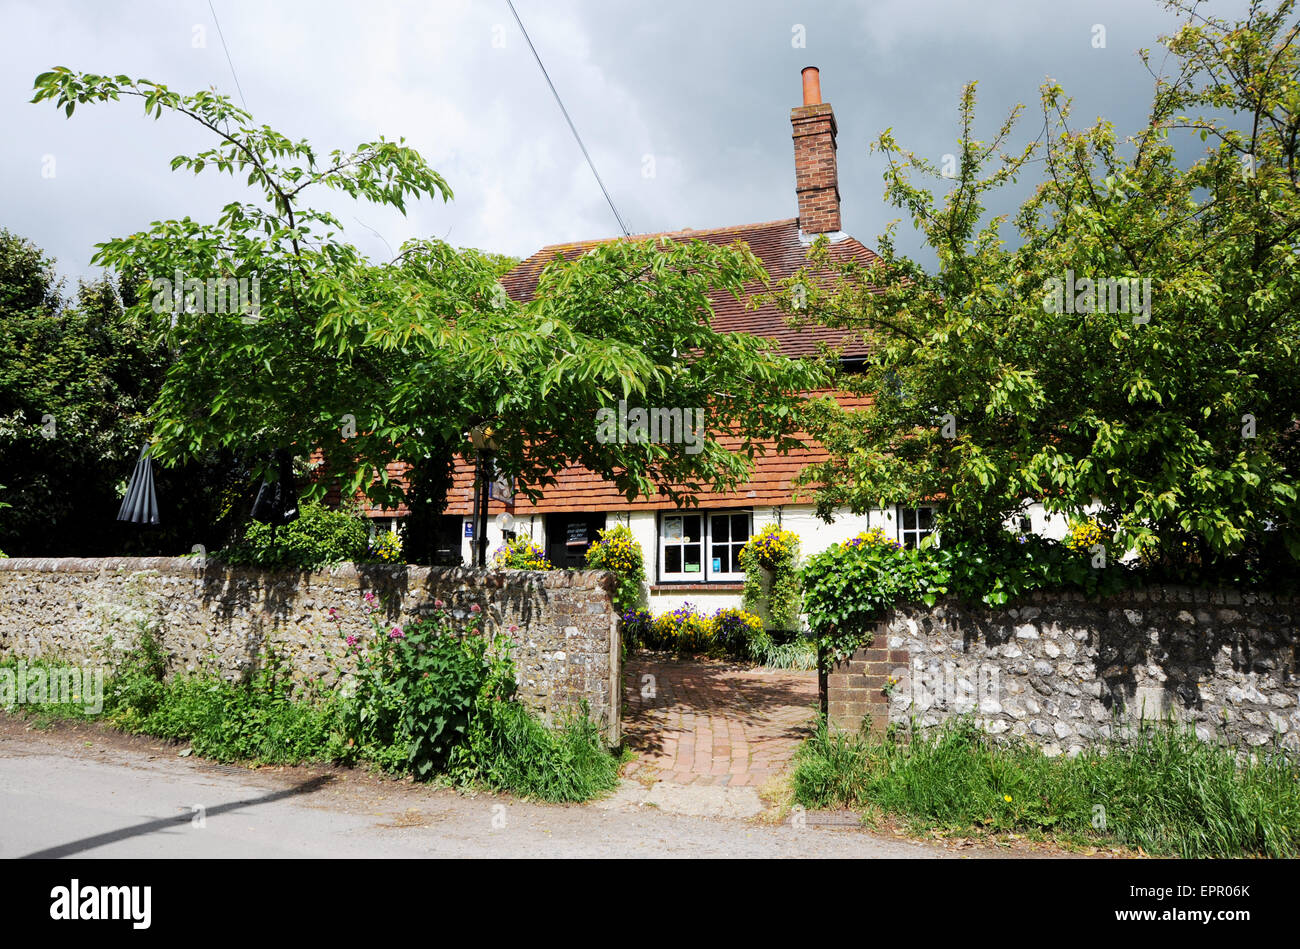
[389,626,404,639]
[434,599,446,609]
[328,607,338,619]
[363,591,377,603]
[509,624,518,633]
[345,635,357,646]
[470,604,481,614]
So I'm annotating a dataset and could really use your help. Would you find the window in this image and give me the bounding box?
[659,510,751,582]
[545,513,606,569]
[897,505,938,549]
[708,511,750,578]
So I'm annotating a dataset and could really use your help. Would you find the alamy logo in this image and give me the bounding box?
[150,270,261,321]
[49,880,151,929]
[1042,270,1151,323]
[0,662,103,714]
[595,400,705,455]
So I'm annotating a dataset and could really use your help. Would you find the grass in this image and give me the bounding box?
[750,638,818,670]
[792,716,1300,858]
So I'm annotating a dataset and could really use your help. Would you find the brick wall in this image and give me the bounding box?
[0,558,622,743]
[827,644,911,736]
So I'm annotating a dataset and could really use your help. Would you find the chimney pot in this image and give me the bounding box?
[801,66,821,106]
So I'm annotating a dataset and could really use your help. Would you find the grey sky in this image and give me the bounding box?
[2,0,1212,284]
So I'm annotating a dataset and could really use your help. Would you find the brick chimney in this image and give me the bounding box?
[791,66,841,235]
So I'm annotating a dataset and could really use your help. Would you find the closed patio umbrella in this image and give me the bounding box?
[250,449,299,525]
[116,442,159,525]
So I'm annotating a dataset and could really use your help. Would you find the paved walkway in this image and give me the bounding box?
[622,654,819,788]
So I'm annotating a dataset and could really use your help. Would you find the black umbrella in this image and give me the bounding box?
[117,442,160,525]
[250,449,300,526]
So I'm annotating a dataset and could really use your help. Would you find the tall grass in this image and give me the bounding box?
[793,717,1300,858]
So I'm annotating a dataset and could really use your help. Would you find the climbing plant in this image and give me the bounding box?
[739,523,802,632]
[584,524,645,614]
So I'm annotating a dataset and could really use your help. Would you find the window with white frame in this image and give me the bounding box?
[897,505,938,549]
[659,510,751,581]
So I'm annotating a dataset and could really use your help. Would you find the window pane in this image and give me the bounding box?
[710,514,729,542]
[711,544,729,574]
[902,507,916,529]
[683,542,702,572]
[685,515,702,543]
[732,513,750,538]
[918,507,934,530]
[666,546,681,573]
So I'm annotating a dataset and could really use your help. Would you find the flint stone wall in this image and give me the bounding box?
[831,587,1299,755]
[0,558,621,743]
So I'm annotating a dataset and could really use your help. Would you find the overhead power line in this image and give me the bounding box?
[505,0,631,236]
[207,0,249,110]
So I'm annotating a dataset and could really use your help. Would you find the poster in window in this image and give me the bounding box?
[565,521,589,546]
[664,519,682,540]
[712,557,721,573]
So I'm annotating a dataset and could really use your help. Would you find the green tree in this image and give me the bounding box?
[0,228,252,555]
[32,69,825,526]
[788,0,1300,577]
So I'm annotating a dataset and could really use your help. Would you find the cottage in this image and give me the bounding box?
[362,67,1074,613]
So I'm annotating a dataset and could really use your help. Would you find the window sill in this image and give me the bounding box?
[650,582,744,593]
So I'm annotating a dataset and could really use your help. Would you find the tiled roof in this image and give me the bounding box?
[501,218,879,358]
[352,219,884,517]
[355,391,872,517]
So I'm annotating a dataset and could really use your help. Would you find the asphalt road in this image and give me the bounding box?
[0,721,968,859]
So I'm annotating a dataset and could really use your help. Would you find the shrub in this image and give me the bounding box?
[584,524,646,613]
[802,528,937,666]
[365,528,404,563]
[712,606,763,658]
[128,665,336,765]
[216,500,370,569]
[493,536,553,570]
[637,604,765,661]
[739,523,802,631]
[651,604,717,655]
[325,595,620,799]
[803,528,1130,669]
[619,609,653,651]
[88,595,621,802]
[107,618,170,720]
[1064,517,1106,552]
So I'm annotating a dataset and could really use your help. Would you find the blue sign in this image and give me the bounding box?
[464,521,474,538]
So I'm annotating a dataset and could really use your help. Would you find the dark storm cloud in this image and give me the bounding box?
[0,0,1233,283]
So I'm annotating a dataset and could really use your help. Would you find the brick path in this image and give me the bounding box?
[622,654,819,788]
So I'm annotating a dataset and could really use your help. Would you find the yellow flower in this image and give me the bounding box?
[1004,795,1012,802]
